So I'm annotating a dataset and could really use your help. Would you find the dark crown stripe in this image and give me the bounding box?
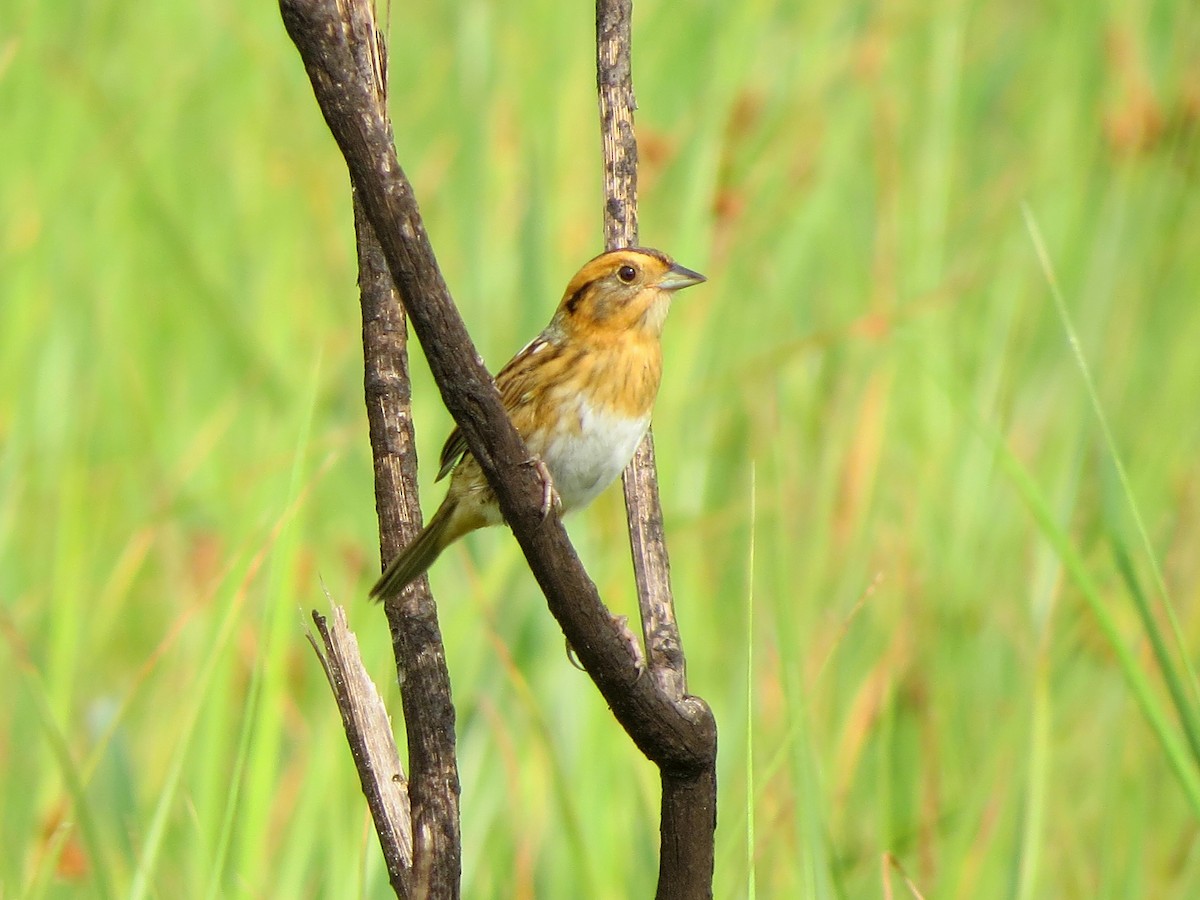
[563,282,592,315]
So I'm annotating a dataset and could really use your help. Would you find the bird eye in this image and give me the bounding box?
[617,265,638,284]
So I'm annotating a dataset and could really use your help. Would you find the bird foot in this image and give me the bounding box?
[565,639,585,672]
[611,614,646,678]
[564,615,646,677]
[524,456,561,520]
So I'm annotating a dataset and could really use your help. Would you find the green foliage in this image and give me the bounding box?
[3,0,1200,896]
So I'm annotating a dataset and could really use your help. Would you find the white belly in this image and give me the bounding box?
[540,401,650,511]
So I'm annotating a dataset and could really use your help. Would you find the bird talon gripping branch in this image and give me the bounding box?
[526,457,562,520]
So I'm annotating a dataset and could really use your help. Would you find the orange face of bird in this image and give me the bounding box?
[554,249,706,339]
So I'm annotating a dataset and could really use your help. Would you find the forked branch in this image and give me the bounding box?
[280,0,716,894]
[597,1,717,896]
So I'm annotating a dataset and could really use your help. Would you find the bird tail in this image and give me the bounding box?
[370,499,460,601]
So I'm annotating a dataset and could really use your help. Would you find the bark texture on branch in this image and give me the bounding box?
[358,192,462,898]
[597,0,687,704]
[308,608,412,897]
[281,0,715,774]
[286,1,462,895]
[597,1,718,896]
[281,0,717,893]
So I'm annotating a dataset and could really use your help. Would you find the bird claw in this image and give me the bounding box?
[565,639,585,671]
[611,614,646,678]
[563,616,646,677]
[524,456,561,520]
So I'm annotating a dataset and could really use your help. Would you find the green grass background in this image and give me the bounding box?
[3,0,1200,896]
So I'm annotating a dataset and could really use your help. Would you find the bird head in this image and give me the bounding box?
[554,248,705,338]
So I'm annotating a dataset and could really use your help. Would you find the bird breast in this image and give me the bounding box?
[539,398,651,511]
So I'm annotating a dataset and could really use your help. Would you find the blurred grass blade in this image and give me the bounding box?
[955,387,1200,817]
[1110,537,1200,765]
[3,622,114,900]
[1010,657,1051,900]
[128,581,245,900]
[1022,203,1200,727]
[745,463,757,900]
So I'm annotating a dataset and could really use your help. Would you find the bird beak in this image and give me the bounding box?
[657,262,706,291]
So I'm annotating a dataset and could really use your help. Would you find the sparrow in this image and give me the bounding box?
[370,247,704,600]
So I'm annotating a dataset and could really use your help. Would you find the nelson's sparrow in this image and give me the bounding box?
[369,247,705,600]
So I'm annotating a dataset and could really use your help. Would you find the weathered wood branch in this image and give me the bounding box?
[308,608,412,897]
[597,1,718,896]
[282,0,714,773]
[289,1,461,896]
[281,0,716,893]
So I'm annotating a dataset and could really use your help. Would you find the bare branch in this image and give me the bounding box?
[596,1,718,896]
[281,0,715,774]
[308,608,411,897]
[597,0,688,704]
[596,0,639,251]
[291,0,462,894]
[281,0,717,893]
[357,190,462,896]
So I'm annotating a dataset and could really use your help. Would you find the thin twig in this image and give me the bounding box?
[355,139,462,900]
[357,184,462,895]
[308,607,411,897]
[597,0,687,705]
[281,0,717,893]
[302,0,462,895]
[281,0,715,775]
[596,2,717,897]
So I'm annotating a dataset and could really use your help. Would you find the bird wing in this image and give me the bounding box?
[435,335,556,481]
[435,428,466,481]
